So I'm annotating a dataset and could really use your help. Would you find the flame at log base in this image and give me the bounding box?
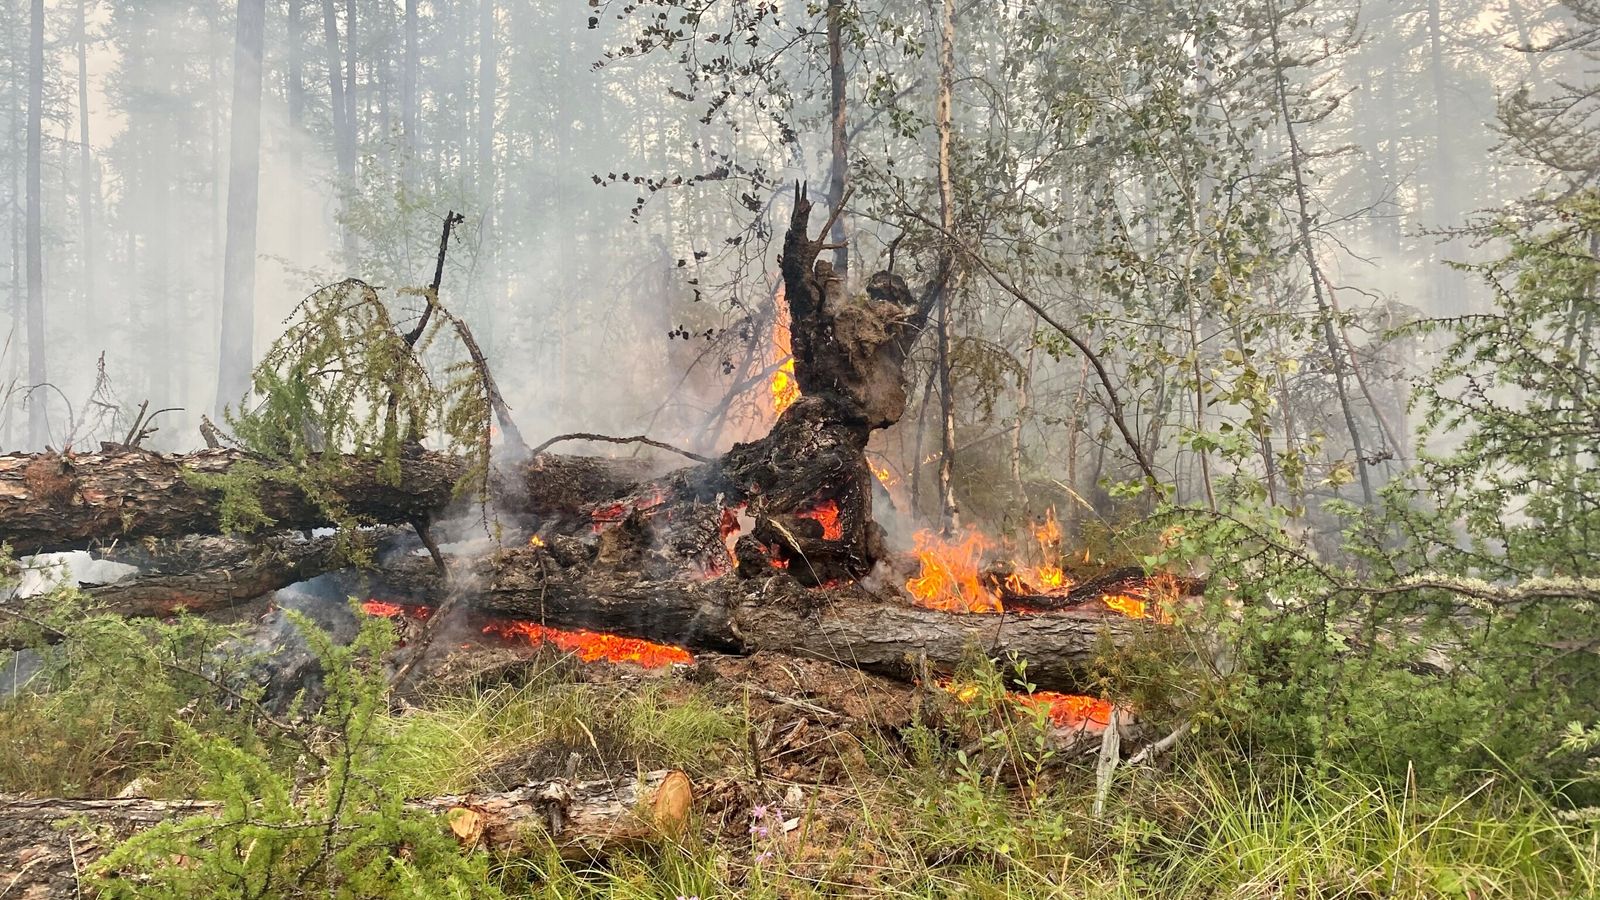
[361,600,694,669]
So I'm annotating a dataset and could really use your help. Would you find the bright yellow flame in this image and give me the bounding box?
[771,357,799,415]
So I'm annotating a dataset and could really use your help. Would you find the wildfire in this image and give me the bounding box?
[1102,593,1147,619]
[1006,508,1070,595]
[1100,574,1179,622]
[483,620,693,668]
[905,528,1002,613]
[903,511,1176,621]
[360,599,693,669]
[529,534,546,548]
[798,499,843,540]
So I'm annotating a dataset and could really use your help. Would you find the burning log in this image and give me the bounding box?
[0,770,691,893]
[349,547,1147,693]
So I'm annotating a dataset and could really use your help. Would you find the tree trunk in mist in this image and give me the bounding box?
[322,0,356,255]
[1265,1,1374,509]
[26,0,47,450]
[933,0,959,534]
[827,0,848,274]
[7,110,21,448]
[344,0,357,143]
[215,0,267,420]
[403,0,418,162]
[478,0,497,338]
[1427,0,1465,313]
[287,0,304,166]
[77,0,95,343]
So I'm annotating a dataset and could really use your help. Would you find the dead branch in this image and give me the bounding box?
[529,433,713,464]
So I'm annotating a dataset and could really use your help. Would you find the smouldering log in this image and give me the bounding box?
[358,547,1144,692]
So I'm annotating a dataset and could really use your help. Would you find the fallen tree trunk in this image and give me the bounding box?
[358,546,1145,692]
[78,528,408,617]
[0,449,658,554]
[0,771,686,896]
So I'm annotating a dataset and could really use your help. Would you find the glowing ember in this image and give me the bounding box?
[483,620,693,668]
[798,499,843,541]
[1021,691,1115,728]
[590,488,669,533]
[941,680,1114,729]
[363,598,693,668]
[361,599,432,620]
[906,528,1002,612]
[871,464,897,487]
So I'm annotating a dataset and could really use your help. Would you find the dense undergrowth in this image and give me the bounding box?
[1,586,1597,899]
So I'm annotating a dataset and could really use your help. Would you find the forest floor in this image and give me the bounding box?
[4,626,1596,900]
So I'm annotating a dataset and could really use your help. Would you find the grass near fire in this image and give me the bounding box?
[2,608,1596,898]
[378,666,1598,899]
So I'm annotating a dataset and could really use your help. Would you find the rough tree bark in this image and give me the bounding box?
[0,449,652,554]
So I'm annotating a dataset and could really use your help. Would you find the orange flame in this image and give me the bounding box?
[529,534,546,548]
[906,528,1002,612]
[1100,573,1179,622]
[483,620,693,668]
[798,499,843,540]
[769,287,799,416]
[1102,593,1148,619]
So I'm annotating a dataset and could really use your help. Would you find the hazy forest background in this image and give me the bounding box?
[0,0,1554,490]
